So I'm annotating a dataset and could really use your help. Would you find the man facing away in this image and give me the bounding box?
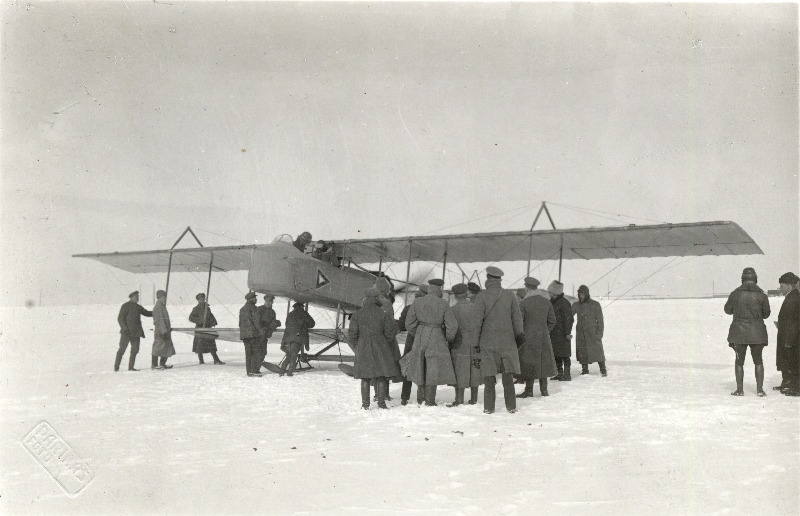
[255,294,281,374]
[517,277,557,398]
[280,302,316,377]
[775,272,800,396]
[444,283,482,406]
[115,291,152,372]
[724,267,771,396]
[151,289,175,370]
[472,266,525,414]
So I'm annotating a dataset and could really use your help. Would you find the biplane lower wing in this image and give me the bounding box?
[173,327,349,345]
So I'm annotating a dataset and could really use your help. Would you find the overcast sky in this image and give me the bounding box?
[1,1,797,307]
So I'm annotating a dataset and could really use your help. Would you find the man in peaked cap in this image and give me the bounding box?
[774,272,799,395]
[473,266,525,414]
[280,302,316,377]
[517,278,557,397]
[400,277,457,406]
[349,287,401,409]
[445,283,482,406]
[547,280,574,381]
[151,289,175,370]
[399,289,427,405]
[523,277,550,300]
[114,291,153,372]
[467,282,481,303]
[255,294,281,374]
[724,267,770,396]
[239,292,265,377]
[189,293,224,365]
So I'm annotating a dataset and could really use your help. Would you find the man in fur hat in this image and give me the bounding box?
[572,285,607,377]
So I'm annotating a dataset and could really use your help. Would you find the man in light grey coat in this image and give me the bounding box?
[151,290,175,370]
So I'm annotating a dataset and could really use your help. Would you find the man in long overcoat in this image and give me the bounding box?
[548,280,574,381]
[775,272,800,395]
[401,278,457,406]
[444,283,482,406]
[573,285,607,376]
[517,277,557,397]
[374,277,401,399]
[724,267,771,396]
[473,266,525,414]
[239,292,264,377]
[399,290,426,405]
[349,288,401,409]
[151,289,175,370]
[255,294,281,373]
[280,302,316,377]
[114,291,152,372]
[189,293,224,365]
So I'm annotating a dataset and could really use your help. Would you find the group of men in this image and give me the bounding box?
[348,266,608,414]
[724,268,800,397]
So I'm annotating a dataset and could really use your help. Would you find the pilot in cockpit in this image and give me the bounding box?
[293,232,313,252]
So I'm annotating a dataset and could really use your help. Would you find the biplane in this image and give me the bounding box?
[74,203,762,371]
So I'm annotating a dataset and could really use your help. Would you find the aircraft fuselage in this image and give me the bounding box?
[248,243,376,312]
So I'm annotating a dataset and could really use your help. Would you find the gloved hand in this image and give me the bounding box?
[566,334,572,340]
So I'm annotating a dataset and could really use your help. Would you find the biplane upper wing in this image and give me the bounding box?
[73,245,260,273]
[329,221,762,264]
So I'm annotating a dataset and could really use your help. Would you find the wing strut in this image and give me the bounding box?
[527,202,559,278]
[165,226,205,299]
[403,241,413,306]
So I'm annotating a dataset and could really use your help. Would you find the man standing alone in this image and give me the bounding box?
[114,291,152,372]
[573,285,607,377]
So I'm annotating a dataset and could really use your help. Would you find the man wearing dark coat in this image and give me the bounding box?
[517,277,557,397]
[473,266,525,414]
[467,282,481,303]
[401,279,457,406]
[189,293,224,365]
[255,294,281,373]
[724,267,771,396]
[239,292,264,377]
[572,285,607,376]
[293,231,312,253]
[374,277,401,400]
[280,302,316,377]
[350,288,401,409]
[114,291,152,372]
[399,290,426,405]
[774,272,799,396]
[444,283,482,406]
[151,289,175,370]
[547,280,574,381]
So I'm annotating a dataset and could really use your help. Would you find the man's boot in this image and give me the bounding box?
[448,388,464,407]
[599,362,608,377]
[400,380,412,405]
[502,372,517,413]
[160,357,173,370]
[114,352,124,372]
[424,385,438,406]
[197,353,205,364]
[361,380,371,409]
[377,379,389,409]
[785,374,800,396]
[562,358,572,381]
[151,356,159,370]
[416,385,425,405]
[540,377,549,396]
[483,376,496,413]
[731,364,744,395]
[551,359,563,381]
[755,364,766,396]
[128,353,139,371]
[211,352,225,365]
[581,363,589,375]
[774,371,788,391]
[468,386,479,405]
[516,380,534,398]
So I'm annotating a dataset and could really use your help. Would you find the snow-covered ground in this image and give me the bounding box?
[1,298,798,514]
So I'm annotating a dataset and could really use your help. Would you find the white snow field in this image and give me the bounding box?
[1,298,798,514]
